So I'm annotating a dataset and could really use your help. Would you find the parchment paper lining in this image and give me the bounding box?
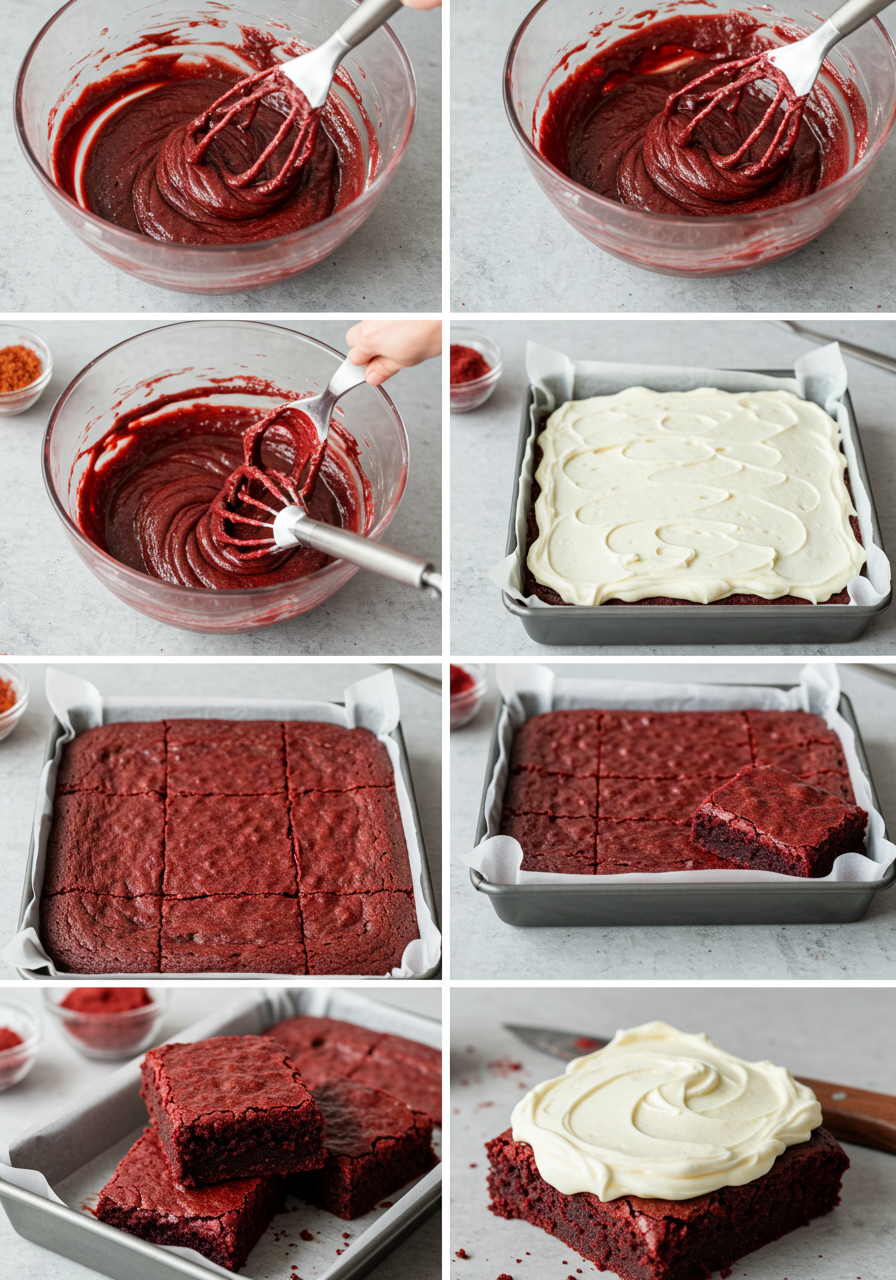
[460,662,895,886]
[0,988,441,1280]
[489,342,891,609]
[3,669,440,980]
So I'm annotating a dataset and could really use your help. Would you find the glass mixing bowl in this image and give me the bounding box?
[504,0,896,277]
[43,321,409,634]
[16,0,416,295]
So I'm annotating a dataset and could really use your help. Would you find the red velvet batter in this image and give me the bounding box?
[61,988,152,1014]
[539,13,863,215]
[76,381,372,591]
[0,1028,24,1052]
[52,27,374,245]
[450,346,491,385]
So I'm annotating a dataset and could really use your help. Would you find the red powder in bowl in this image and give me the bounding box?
[0,1028,24,1052]
[61,988,151,1014]
[59,987,156,1053]
[451,345,490,385]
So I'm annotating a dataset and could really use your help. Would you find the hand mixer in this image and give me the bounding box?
[209,356,442,598]
[666,0,893,177]
[186,0,405,191]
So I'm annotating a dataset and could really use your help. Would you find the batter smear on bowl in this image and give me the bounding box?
[76,381,372,590]
[51,27,374,245]
[538,13,865,215]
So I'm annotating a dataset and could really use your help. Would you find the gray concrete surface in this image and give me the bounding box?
[450,661,896,979]
[0,985,440,1280]
[451,0,896,312]
[450,318,896,656]
[0,320,441,656]
[0,660,442,978]
[1,0,441,311]
[451,986,895,1280]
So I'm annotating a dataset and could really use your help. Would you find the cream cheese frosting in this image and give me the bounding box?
[510,1020,821,1202]
[528,387,866,606]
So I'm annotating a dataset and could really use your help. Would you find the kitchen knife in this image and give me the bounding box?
[503,1023,896,1155]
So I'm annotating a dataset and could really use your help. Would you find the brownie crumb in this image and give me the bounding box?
[455,1248,469,1259]
[299,1229,314,1241]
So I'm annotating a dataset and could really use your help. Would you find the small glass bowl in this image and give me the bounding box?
[0,1000,43,1091]
[0,664,29,743]
[450,663,487,729]
[450,328,503,413]
[0,325,52,416]
[43,987,170,1060]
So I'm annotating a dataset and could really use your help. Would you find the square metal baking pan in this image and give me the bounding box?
[470,687,896,926]
[17,700,440,981]
[0,988,441,1280]
[502,373,892,645]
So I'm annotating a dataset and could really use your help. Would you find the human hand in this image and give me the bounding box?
[345,320,442,386]
[402,0,442,9]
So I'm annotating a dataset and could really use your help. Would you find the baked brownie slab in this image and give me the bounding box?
[167,727,285,795]
[284,722,394,792]
[43,792,164,897]
[508,711,600,778]
[693,765,868,878]
[269,1016,381,1087]
[596,821,741,873]
[161,895,306,974]
[94,1126,281,1272]
[301,891,420,975]
[141,1035,325,1187]
[753,739,848,775]
[502,769,597,818]
[291,786,413,893]
[599,776,724,822]
[40,892,161,973]
[291,1079,435,1219]
[56,722,166,795]
[499,812,596,874]
[487,1126,848,1280]
[163,793,296,896]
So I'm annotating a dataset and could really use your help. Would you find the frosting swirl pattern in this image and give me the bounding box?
[528,387,866,606]
[511,1021,821,1201]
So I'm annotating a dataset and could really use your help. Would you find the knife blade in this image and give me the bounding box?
[503,1023,896,1155]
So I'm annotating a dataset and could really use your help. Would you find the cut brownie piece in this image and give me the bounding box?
[599,776,724,822]
[502,770,597,818]
[596,820,741,873]
[692,765,868,878]
[40,893,161,973]
[141,1035,325,1187]
[161,895,306,974]
[291,1079,435,1219]
[163,793,296,896]
[600,716,752,779]
[56,722,166,795]
[269,1015,381,1088]
[487,1126,849,1280]
[349,1052,442,1128]
[745,709,837,747]
[291,787,413,893]
[508,711,600,778]
[43,792,164,897]
[752,739,848,775]
[301,891,420,975]
[94,1127,281,1273]
[167,720,285,795]
[284,722,394,792]
[499,812,596,874]
[802,770,856,804]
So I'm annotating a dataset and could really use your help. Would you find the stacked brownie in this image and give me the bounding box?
[39,719,420,974]
[499,708,860,875]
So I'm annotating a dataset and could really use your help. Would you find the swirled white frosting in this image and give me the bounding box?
[528,387,866,606]
[510,1021,821,1201]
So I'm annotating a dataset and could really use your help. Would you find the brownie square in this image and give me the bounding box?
[269,1015,381,1088]
[508,711,600,777]
[692,764,868,878]
[161,895,306,974]
[374,1032,441,1078]
[803,770,856,804]
[291,787,413,893]
[502,770,597,818]
[596,820,742,873]
[600,718,751,779]
[752,740,848,774]
[167,721,285,795]
[56,722,166,795]
[350,1053,442,1128]
[94,1126,282,1272]
[499,811,596,874]
[599,776,724,822]
[141,1035,326,1187]
[745,709,837,747]
[301,891,420,975]
[487,1127,849,1280]
[291,1079,435,1219]
[163,793,297,896]
[40,892,161,973]
[284,722,394,792]
[43,792,164,897]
